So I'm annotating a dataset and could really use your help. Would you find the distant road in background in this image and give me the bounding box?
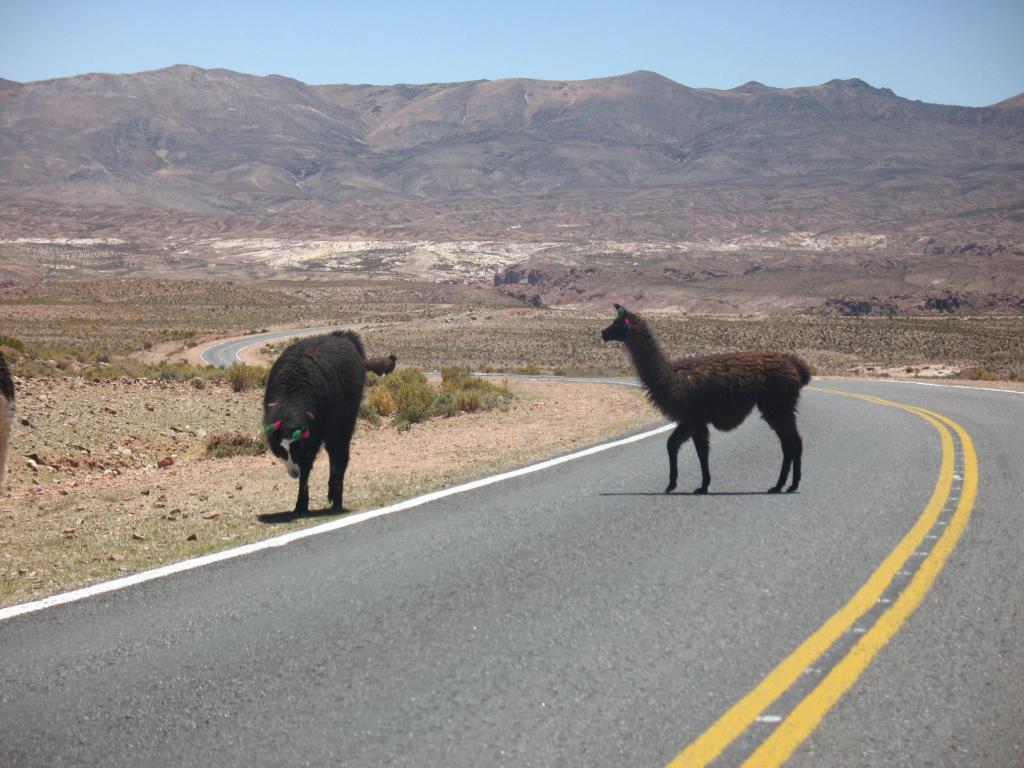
[199,324,366,368]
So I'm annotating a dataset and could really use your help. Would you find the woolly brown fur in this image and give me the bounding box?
[601,305,810,494]
[365,354,398,376]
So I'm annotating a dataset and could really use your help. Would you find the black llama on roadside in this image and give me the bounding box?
[601,305,810,494]
[263,331,366,515]
[365,354,398,376]
[0,351,14,492]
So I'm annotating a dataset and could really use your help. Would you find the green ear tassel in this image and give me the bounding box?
[292,429,303,441]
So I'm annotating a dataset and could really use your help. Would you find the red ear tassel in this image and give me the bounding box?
[302,428,310,440]
[273,420,282,431]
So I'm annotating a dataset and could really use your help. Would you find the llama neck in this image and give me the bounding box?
[624,325,675,406]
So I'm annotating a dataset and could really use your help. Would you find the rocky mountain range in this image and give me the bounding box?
[1,65,1022,246]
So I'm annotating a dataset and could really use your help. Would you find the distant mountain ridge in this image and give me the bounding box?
[0,65,1021,245]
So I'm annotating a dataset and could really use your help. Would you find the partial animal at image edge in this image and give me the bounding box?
[0,351,14,492]
[263,331,367,515]
[601,304,810,495]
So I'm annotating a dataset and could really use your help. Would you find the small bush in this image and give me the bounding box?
[0,335,26,352]
[394,404,428,429]
[455,390,483,413]
[190,377,207,390]
[430,393,458,418]
[226,363,269,392]
[205,432,267,459]
[368,387,396,416]
[358,402,383,426]
[385,368,435,413]
[963,367,1001,381]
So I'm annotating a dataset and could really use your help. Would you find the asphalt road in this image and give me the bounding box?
[1,379,1021,767]
[199,325,365,368]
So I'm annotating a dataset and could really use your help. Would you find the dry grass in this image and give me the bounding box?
[359,309,1024,380]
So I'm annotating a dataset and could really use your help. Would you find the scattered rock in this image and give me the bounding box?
[157,456,174,469]
[131,532,146,541]
[103,406,118,415]
[186,533,198,542]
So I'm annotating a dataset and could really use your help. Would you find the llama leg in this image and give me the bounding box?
[294,465,311,515]
[326,441,350,511]
[786,426,803,493]
[665,424,691,494]
[692,424,711,494]
[764,411,799,493]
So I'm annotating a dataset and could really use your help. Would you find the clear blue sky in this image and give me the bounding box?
[1,0,1021,106]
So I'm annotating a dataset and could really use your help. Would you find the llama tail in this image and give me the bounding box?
[791,355,812,387]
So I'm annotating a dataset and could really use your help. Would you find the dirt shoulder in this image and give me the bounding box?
[0,376,659,608]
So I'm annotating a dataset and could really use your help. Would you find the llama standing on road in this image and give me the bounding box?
[263,331,366,515]
[0,352,14,492]
[365,354,397,376]
[601,304,810,494]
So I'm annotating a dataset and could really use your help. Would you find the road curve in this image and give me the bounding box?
[1,380,1021,767]
[199,324,366,368]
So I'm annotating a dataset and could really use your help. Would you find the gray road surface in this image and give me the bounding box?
[1,379,1021,767]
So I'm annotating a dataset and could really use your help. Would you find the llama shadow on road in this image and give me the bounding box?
[600,490,795,497]
[257,507,350,525]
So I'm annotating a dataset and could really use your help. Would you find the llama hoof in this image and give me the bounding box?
[692,486,708,495]
[767,486,782,494]
[664,483,677,494]
[786,485,799,494]
[293,504,309,515]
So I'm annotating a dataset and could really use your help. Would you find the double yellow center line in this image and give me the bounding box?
[667,388,979,767]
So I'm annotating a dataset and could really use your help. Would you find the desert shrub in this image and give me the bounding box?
[0,335,25,352]
[963,367,1001,381]
[358,402,383,426]
[442,367,514,413]
[395,403,427,425]
[367,387,396,416]
[454,390,483,412]
[383,368,435,413]
[430,393,459,418]
[226,363,268,392]
[190,376,207,390]
[205,432,267,459]
[365,371,379,388]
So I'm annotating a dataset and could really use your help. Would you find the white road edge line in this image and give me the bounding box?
[0,422,674,623]
[850,378,1023,395]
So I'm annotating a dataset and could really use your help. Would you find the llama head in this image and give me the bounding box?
[264,410,315,479]
[601,304,639,342]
